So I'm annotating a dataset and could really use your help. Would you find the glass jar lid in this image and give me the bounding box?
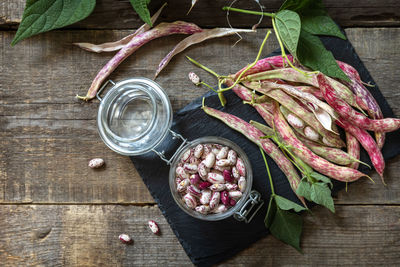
[97,78,172,156]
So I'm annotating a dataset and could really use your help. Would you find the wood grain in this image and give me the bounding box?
[1,0,400,30]
[0,205,399,266]
[1,28,400,205]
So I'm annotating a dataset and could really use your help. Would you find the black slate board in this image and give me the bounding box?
[130,35,400,266]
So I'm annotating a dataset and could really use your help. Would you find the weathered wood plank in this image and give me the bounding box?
[1,28,400,205]
[1,0,400,30]
[0,205,399,266]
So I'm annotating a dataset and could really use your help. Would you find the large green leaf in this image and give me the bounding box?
[12,0,96,46]
[302,15,346,39]
[310,172,333,188]
[297,30,350,81]
[130,0,152,26]
[310,182,335,213]
[274,195,307,212]
[275,10,301,58]
[270,207,303,252]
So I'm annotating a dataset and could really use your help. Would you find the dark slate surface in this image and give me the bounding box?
[130,35,400,266]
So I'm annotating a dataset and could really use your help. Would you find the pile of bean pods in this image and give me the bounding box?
[198,54,400,207]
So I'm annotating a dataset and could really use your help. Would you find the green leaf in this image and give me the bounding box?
[274,195,307,212]
[296,180,312,200]
[310,172,333,188]
[270,207,303,252]
[264,197,277,228]
[130,0,152,26]
[279,0,326,16]
[310,182,335,213]
[275,10,301,58]
[302,15,346,40]
[297,30,350,81]
[11,0,96,46]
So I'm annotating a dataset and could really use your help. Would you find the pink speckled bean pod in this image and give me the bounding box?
[272,101,368,182]
[318,74,400,133]
[345,132,360,170]
[336,119,384,182]
[337,61,385,149]
[79,21,202,101]
[202,105,307,207]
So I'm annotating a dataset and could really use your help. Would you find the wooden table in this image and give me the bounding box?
[1,1,400,265]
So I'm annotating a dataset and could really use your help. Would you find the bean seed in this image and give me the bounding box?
[216,147,229,159]
[200,189,212,205]
[183,193,197,209]
[204,153,216,168]
[238,177,246,192]
[209,191,220,209]
[209,183,226,191]
[194,144,204,158]
[206,172,225,184]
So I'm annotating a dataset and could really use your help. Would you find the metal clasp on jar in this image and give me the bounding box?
[233,190,264,223]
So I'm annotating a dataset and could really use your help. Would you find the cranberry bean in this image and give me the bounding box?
[183,193,197,209]
[216,147,229,159]
[176,166,189,180]
[187,185,201,197]
[209,191,220,210]
[220,191,230,206]
[216,159,231,167]
[232,166,240,179]
[227,150,237,165]
[177,179,190,192]
[212,147,220,155]
[183,163,198,174]
[198,162,209,180]
[206,172,225,184]
[236,158,246,176]
[238,176,246,192]
[198,181,212,190]
[200,189,212,205]
[181,149,192,163]
[287,113,305,129]
[225,183,238,191]
[189,174,200,185]
[204,153,216,168]
[212,204,227,214]
[229,191,243,200]
[304,126,319,141]
[195,205,211,215]
[209,183,226,191]
[189,156,200,165]
[194,144,204,158]
[212,165,230,172]
[222,170,234,183]
[229,198,237,206]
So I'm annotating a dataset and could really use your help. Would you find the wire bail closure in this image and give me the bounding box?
[151,129,191,165]
[233,190,264,223]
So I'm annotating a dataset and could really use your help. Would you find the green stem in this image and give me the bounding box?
[200,81,218,93]
[260,147,275,195]
[219,30,272,92]
[186,56,221,79]
[222,6,276,18]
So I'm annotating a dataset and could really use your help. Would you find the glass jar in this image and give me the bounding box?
[96,78,263,222]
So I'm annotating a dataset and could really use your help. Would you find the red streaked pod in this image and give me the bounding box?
[222,169,234,183]
[317,74,400,133]
[227,150,237,165]
[238,177,246,192]
[204,153,216,168]
[229,191,243,200]
[181,149,192,163]
[216,147,229,160]
[198,162,209,180]
[177,179,190,192]
[232,167,240,179]
[195,205,211,215]
[212,204,228,214]
[209,183,226,192]
[187,185,202,197]
[176,166,189,180]
[236,158,246,177]
[336,119,385,182]
[206,172,225,184]
[209,191,221,210]
[225,183,238,191]
[346,131,360,170]
[272,101,369,182]
[189,174,201,185]
[200,189,212,205]
[194,144,204,158]
[216,159,231,167]
[183,163,198,174]
[198,181,212,190]
[183,193,197,209]
[220,191,230,206]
